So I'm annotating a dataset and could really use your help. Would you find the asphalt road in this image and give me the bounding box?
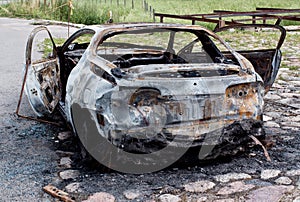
[0,17,77,201]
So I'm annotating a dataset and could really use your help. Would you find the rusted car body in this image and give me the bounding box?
[23,23,286,159]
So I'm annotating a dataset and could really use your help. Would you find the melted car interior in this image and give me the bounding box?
[97,29,236,69]
[61,29,237,71]
[59,26,284,96]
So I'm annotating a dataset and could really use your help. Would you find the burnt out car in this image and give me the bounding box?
[22,23,286,170]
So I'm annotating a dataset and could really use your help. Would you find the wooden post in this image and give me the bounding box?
[51,0,55,10]
[153,9,155,22]
[218,20,225,28]
[68,0,71,37]
[44,0,46,14]
[252,16,256,24]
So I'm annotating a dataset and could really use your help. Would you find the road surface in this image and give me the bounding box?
[0,17,77,201]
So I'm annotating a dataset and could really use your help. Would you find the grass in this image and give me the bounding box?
[216,29,282,50]
[288,66,299,70]
[0,0,131,25]
[40,38,65,58]
[1,0,300,26]
[281,64,299,71]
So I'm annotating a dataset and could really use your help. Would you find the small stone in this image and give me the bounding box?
[214,199,235,202]
[276,79,288,85]
[279,98,297,106]
[196,197,208,202]
[214,173,252,183]
[272,83,284,89]
[217,181,255,195]
[293,196,300,202]
[158,194,181,202]
[286,169,300,176]
[264,121,280,128]
[287,86,297,92]
[245,185,294,202]
[290,104,300,109]
[281,122,300,128]
[282,152,298,159]
[59,157,72,168]
[82,192,115,202]
[184,180,215,193]
[291,115,300,122]
[159,185,180,195]
[280,135,295,141]
[246,179,273,187]
[278,67,290,72]
[261,169,281,179]
[279,72,291,80]
[263,115,272,121]
[264,112,281,118]
[123,189,140,200]
[65,182,81,193]
[275,177,292,185]
[59,170,80,180]
[280,93,300,99]
[57,131,72,141]
[265,93,281,100]
[291,80,300,86]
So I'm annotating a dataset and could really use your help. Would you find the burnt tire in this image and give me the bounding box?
[71,103,112,171]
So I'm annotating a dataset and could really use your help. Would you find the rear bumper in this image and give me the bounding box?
[109,119,264,155]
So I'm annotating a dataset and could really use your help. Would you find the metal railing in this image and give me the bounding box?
[155,8,300,31]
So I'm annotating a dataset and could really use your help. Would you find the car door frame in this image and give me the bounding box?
[214,24,286,91]
[17,26,61,118]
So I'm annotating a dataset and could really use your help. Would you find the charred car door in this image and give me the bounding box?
[215,24,286,92]
[25,26,61,116]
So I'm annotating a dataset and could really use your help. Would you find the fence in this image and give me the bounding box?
[155,8,300,31]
